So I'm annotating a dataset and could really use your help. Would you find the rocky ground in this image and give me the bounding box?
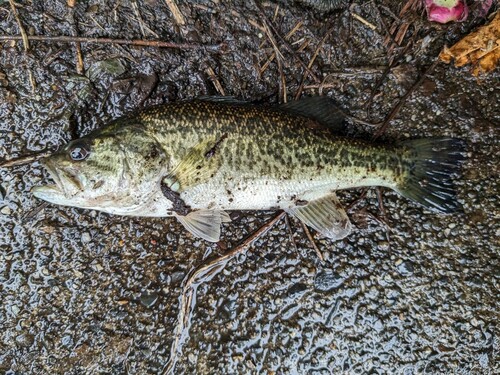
[0,1,498,374]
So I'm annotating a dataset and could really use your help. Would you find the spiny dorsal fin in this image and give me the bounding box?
[286,193,352,240]
[175,210,231,242]
[280,97,346,133]
[197,96,249,105]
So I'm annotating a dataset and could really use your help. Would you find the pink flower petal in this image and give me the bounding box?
[424,0,469,24]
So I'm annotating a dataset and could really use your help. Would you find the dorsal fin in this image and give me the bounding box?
[280,97,346,133]
[286,193,352,240]
[196,96,249,105]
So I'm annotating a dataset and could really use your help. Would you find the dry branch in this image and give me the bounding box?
[163,212,286,374]
[0,35,224,52]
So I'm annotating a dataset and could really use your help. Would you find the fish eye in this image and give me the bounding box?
[68,141,90,161]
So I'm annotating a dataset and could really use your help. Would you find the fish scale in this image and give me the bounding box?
[139,100,399,191]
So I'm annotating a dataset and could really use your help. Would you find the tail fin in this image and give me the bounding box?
[397,138,466,213]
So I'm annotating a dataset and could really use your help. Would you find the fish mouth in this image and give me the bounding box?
[32,159,84,202]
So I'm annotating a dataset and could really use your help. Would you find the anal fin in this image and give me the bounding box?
[286,193,352,240]
[175,210,231,242]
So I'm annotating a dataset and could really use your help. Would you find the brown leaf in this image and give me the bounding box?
[439,12,500,76]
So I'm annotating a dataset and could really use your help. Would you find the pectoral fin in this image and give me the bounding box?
[176,210,231,242]
[286,193,352,240]
[162,135,227,193]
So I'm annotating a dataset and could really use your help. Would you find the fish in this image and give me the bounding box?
[32,97,465,242]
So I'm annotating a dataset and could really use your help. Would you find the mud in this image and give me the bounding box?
[0,1,498,374]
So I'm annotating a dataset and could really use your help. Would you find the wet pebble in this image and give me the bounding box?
[61,334,73,348]
[396,260,414,276]
[140,291,158,308]
[170,271,185,283]
[81,232,91,243]
[314,269,345,292]
[0,206,11,215]
[15,332,34,347]
[287,282,308,298]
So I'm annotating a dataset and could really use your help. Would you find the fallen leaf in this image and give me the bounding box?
[439,12,500,76]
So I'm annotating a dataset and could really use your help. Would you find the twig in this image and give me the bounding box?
[132,0,159,38]
[375,188,387,221]
[373,3,399,50]
[284,215,299,255]
[8,0,36,91]
[22,202,49,221]
[259,21,303,76]
[205,66,226,96]
[255,2,320,83]
[75,42,84,74]
[376,187,392,243]
[295,28,331,100]
[0,35,224,52]
[67,1,85,74]
[164,0,185,26]
[162,212,286,375]
[351,12,377,30]
[28,71,37,92]
[0,150,54,168]
[347,188,368,211]
[300,221,324,263]
[8,0,29,51]
[373,59,438,139]
[261,20,287,102]
[132,1,146,38]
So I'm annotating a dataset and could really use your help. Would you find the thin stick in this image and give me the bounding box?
[28,71,37,91]
[163,212,286,375]
[261,20,287,102]
[132,1,146,38]
[260,38,309,77]
[67,2,85,74]
[131,1,159,38]
[205,66,226,96]
[255,3,320,83]
[0,35,224,52]
[295,28,331,100]
[284,215,299,255]
[0,150,54,168]
[346,188,368,211]
[164,0,185,26]
[351,12,377,30]
[9,0,36,91]
[8,0,29,51]
[259,21,303,75]
[301,221,324,263]
[373,59,438,139]
[376,187,392,243]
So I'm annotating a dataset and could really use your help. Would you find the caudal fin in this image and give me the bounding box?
[397,138,466,213]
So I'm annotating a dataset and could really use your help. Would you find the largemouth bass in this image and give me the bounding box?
[32,97,465,242]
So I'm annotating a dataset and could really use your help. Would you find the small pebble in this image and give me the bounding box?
[140,291,158,308]
[81,232,91,243]
[1,206,12,215]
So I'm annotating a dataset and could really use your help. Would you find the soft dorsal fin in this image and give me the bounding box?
[175,210,231,242]
[286,193,352,240]
[280,97,346,133]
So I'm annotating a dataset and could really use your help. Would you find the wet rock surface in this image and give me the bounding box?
[0,1,498,374]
